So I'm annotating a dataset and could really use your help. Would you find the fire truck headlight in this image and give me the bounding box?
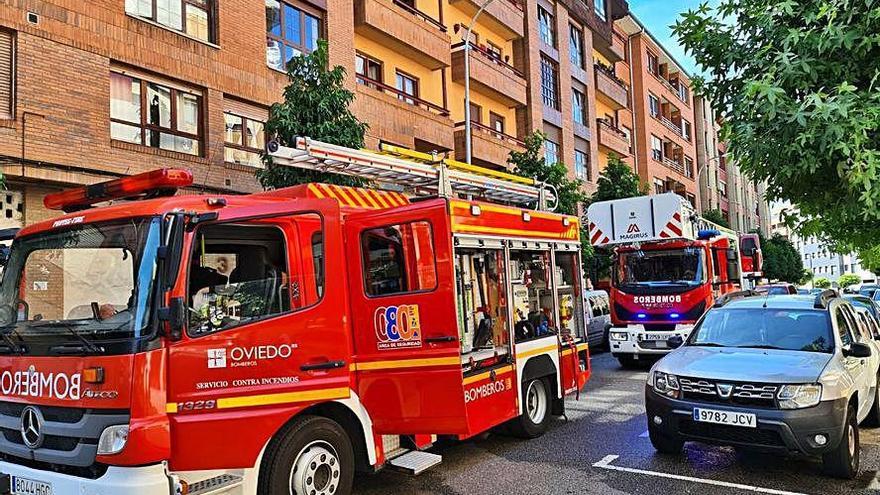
[97,425,129,455]
[610,331,629,341]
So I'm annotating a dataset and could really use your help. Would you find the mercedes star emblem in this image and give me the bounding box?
[20,406,44,450]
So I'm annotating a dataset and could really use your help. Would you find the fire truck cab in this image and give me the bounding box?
[0,139,590,495]
[587,193,761,366]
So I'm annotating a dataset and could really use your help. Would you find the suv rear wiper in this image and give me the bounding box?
[736,344,786,350]
[30,321,105,354]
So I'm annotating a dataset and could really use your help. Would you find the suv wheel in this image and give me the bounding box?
[648,422,683,454]
[823,405,860,479]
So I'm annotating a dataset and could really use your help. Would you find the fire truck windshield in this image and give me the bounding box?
[617,248,705,286]
[0,217,161,355]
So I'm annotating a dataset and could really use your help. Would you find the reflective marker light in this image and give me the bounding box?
[670,313,680,319]
[45,168,194,212]
[637,313,647,319]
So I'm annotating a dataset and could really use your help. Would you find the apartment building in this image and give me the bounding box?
[694,95,768,233]
[0,0,629,228]
[592,23,633,171]
[616,15,697,206]
[521,0,628,192]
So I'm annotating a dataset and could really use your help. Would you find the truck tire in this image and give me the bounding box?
[509,377,552,438]
[648,423,683,454]
[602,325,612,351]
[823,405,859,479]
[259,415,355,495]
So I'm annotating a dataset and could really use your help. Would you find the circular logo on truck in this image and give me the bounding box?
[20,406,44,449]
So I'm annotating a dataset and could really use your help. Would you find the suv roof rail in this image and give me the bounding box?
[814,289,839,309]
[714,290,759,308]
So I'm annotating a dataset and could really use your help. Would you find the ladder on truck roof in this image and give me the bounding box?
[267,137,557,209]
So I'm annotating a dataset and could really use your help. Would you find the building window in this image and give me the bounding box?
[569,25,584,69]
[647,50,659,75]
[684,156,694,178]
[266,0,322,70]
[0,29,13,119]
[110,72,202,156]
[538,6,555,47]
[355,52,383,85]
[650,135,662,161]
[490,112,505,134]
[571,88,587,125]
[678,84,690,104]
[125,0,214,42]
[575,149,590,180]
[686,193,696,208]
[540,56,560,110]
[653,177,665,194]
[544,139,559,165]
[486,40,503,60]
[468,102,482,124]
[648,93,660,117]
[682,119,691,141]
[224,112,266,168]
[719,180,728,197]
[395,70,419,105]
[594,0,607,20]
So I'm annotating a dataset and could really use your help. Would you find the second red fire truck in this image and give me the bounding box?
[0,138,590,495]
[587,193,762,366]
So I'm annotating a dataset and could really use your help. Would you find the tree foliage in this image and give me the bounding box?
[838,273,862,289]
[259,39,368,189]
[799,269,814,286]
[674,0,880,268]
[814,277,831,289]
[701,208,730,229]
[757,232,805,283]
[508,131,588,216]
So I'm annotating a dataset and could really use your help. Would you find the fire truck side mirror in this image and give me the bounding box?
[165,297,186,341]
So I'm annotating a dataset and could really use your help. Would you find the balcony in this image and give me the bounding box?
[354,75,454,150]
[662,156,686,176]
[596,119,630,157]
[355,0,451,69]
[452,42,528,107]
[453,120,525,169]
[594,62,628,109]
[449,0,524,39]
[659,115,682,136]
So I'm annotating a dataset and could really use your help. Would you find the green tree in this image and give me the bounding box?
[838,273,862,290]
[799,269,814,286]
[701,208,730,229]
[589,153,644,205]
[673,0,880,269]
[814,277,831,289]
[508,131,587,216]
[758,232,805,283]
[259,39,368,189]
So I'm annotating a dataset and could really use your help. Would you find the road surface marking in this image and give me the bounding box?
[592,455,809,495]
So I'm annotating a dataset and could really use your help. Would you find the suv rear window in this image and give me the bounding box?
[690,308,834,353]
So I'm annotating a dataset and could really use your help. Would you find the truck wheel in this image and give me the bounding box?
[602,325,611,351]
[823,406,859,479]
[259,415,354,495]
[648,423,683,454]
[510,377,552,438]
[864,378,880,427]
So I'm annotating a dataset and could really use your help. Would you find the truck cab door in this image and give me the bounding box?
[345,200,468,434]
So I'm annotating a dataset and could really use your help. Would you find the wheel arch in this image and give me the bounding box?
[520,354,562,415]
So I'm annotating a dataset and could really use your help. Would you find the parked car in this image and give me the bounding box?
[645,291,880,478]
[797,288,810,295]
[853,306,880,340]
[755,283,799,295]
[585,290,612,350]
[857,284,880,296]
[844,294,880,321]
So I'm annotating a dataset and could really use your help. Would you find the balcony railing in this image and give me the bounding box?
[663,156,685,175]
[356,74,450,116]
[594,60,627,88]
[597,118,628,140]
[452,41,525,78]
[392,0,446,32]
[659,115,682,135]
[457,119,526,147]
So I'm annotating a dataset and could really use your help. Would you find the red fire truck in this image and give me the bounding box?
[0,138,590,495]
[586,193,761,366]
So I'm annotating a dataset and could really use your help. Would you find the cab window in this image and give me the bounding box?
[361,221,437,297]
[187,213,323,336]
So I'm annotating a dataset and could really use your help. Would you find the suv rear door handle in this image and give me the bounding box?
[300,360,346,371]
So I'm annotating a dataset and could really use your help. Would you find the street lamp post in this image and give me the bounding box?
[464,0,496,166]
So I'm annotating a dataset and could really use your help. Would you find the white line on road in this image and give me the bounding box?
[592,455,810,495]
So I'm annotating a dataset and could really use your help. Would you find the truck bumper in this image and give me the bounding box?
[609,326,692,357]
[645,387,848,455]
[0,461,172,495]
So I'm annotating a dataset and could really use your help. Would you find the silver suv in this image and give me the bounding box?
[645,291,880,479]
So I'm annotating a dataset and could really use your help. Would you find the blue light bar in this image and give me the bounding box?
[637,313,647,319]
[670,313,680,319]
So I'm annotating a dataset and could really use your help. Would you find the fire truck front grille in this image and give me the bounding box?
[0,401,129,468]
[679,377,779,408]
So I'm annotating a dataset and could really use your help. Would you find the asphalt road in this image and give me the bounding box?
[353,351,880,495]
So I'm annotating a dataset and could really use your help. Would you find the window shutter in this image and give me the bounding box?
[0,30,13,118]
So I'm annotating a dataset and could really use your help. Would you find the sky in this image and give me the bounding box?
[627,0,703,75]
